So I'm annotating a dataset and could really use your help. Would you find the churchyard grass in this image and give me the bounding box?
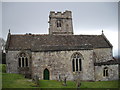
[2,73,36,88]
[2,72,119,88]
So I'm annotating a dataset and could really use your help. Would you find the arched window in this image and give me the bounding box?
[18,52,29,67]
[57,20,61,27]
[72,53,82,72]
[103,67,108,77]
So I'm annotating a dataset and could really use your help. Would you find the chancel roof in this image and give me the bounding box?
[6,33,112,51]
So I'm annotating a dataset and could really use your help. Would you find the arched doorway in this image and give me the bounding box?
[43,68,49,80]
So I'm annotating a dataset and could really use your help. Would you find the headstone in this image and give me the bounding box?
[58,74,62,81]
[77,81,81,88]
[34,75,40,87]
[63,77,67,86]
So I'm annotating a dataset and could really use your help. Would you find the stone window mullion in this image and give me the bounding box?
[74,58,76,72]
[76,58,78,71]
[78,58,79,71]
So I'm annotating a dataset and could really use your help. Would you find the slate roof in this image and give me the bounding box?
[94,58,119,66]
[6,33,112,51]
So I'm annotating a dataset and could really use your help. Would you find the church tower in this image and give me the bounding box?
[48,10,73,35]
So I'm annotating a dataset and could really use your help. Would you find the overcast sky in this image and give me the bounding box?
[1,2,118,56]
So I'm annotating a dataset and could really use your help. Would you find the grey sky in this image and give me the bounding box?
[2,2,118,56]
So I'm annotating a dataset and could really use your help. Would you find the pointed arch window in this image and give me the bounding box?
[103,67,108,77]
[72,53,82,72]
[18,53,29,67]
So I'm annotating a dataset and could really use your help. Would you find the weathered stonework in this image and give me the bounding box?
[6,50,32,76]
[95,65,119,81]
[94,48,113,63]
[49,10,73,35]
[5,10,119,81]
[31,50,95,81]
[6,48,118,81]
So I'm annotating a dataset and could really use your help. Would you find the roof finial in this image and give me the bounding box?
[102,30,104,34]
[9,29,10,33]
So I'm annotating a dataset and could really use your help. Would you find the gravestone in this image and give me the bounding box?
[33,75,40,87]
[63,76,67,86]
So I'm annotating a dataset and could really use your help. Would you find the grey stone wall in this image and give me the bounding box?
[95,65,119,81]
[94,48,113,63]
[32,50,95,81]
[6,48,118,81]
[6,50,32,75]
[6,51,19,73]
[49,10,73,35]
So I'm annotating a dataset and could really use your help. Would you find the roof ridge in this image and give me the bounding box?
[10,34,101,36]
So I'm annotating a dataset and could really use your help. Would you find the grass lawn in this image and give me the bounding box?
[39,80,76,88]
[2,73,36,88]
[2,73,119,88]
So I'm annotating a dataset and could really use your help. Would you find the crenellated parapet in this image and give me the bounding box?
[49,10,72,19]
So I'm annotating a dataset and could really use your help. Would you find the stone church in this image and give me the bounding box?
[5,10,119,81]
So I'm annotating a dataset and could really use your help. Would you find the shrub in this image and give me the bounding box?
[2,64,6,73]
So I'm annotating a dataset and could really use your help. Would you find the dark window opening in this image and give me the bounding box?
[79,59,82,71]
[103,69,105,76]
[106,70,108,76]
[103,67,108,77]
[72,59,75,72]
[18,58,21,67]
[26,58,28,67]
[57,20,61,27]
[22,57,24,67]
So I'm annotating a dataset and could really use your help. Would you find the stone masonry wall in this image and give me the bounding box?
[94,48,113,63]
[49,11,73,35]
[95,65,119,81]
[6,51,19,73]
[6,50,32,75]
[32,50,95,81]
[6,49,118,81]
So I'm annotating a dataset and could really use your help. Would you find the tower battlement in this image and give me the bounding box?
[49,10,72,19]
[49,10,73,35]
